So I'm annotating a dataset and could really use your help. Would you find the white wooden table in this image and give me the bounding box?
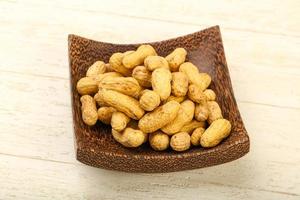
[0,0,299,199]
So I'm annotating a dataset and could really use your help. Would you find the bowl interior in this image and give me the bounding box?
[68,26,249,172]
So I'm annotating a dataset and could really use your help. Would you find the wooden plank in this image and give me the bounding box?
[230,64,300,109]
[0,1,299,77]
[0,71,299,195]
[0,154,299,200]
[0,71,74,163]
[5,0,300,37]
[0,2,299,108]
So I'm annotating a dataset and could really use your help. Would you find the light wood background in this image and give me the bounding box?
[0,0,299,199]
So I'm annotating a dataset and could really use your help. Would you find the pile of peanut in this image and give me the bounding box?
[77,45,231,152]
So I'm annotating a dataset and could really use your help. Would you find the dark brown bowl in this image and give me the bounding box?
[68,25,250,173]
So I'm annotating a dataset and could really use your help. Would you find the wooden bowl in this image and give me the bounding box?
[68,25,250,173]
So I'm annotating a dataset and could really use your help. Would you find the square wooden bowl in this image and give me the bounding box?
[68,25,250,173]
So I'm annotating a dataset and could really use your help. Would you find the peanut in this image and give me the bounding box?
[94,93,108,107]
[97,89,145,120]
[179,62,211,91]
[138,100,180,133]
[97,107,116,125]
[112,128,146,148]
[124,50,135,55]
[76,77,98,95]
[139,90,160,111]
[80,95,98,126]
[144,56,169,71]
[111,111,130,132]
[127,120,148,143]
[165,48,187,72]
[191,127,205,146]
[200,119,231,148]
[132,66,152,88]
[77,72,123,96]
[104,63,114,72]
[99,77,141,98]
[203,89,216,101]
[152,68,172,101]
[149,131,170,151]
[170,132,191,152]
[122,45,157,69]
[188,84,206,104]
[171,72,189,97]
[180,120,206,134]
[198,73,212,91]
[179,62,199,83]
[138,89,150,98]
[94,72,123,83]
[86,61,106,77]
[194,103,209,121]
[161,100,195,135]
[207,101,223,124]
[109,52,133,76]
[164,95,186,104]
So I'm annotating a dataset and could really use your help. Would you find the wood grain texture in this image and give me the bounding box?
[0,1,299,108]
[1,154,298,200]
[0,0,299,199]
[8,0,300,36]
